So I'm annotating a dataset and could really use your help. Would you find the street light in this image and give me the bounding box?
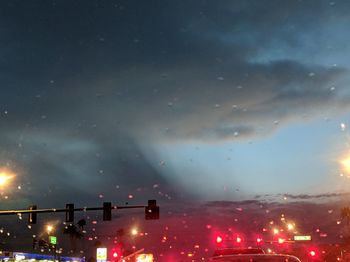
[131,228,138,236]
[46,225,54,234]
[0,168,15,188]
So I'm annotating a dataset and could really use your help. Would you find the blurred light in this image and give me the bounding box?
[0,169,15,187]
[273,228,279,234]
[216,236,223,244]
[236,236,242,243]
[256,237,263,244]
[309,250,316,257]
[278,238,285,244]
[341,157,350,174]
[136,254,154,262]
[287,223,294,231]
[131,228,138,236]
[112,252,118,258]
[46,225,54,234]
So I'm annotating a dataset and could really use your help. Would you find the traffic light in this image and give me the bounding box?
[112,251,118,259]
[145,200,159,220]
[103,202,112,221]
[308,248,318,259]
[66,203,74,222]
[110,245,123,261]
[28,205,37,224]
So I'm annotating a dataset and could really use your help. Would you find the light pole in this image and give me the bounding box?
[45,224,57,261]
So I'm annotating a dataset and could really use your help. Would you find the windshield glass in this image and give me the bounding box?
[1,0,350,261]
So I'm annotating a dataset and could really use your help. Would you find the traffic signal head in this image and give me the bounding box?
[28,205,37,224]
[103,202,112,221]
[145,200,159,220]
[66,203,74,222]
[308,248,318,259]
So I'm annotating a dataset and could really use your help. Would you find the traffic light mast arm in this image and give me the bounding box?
[0,204,150,215]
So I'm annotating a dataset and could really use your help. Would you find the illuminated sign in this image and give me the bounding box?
[136,254,154,262]
[96,248,107,262]
[49,236,57,245]
[14,254,25,261]
[294,235,311,241]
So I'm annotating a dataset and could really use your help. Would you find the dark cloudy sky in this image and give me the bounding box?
[1,0,350,208]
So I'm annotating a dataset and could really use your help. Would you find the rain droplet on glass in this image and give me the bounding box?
[341,123,346,131]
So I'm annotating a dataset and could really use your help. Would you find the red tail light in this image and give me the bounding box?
[216,236,223,244]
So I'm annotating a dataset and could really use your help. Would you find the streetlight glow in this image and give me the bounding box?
[287,223,294,231]
[131,228,138,236]
[0,168,15,187]
[340,156,350,175]
[46,225,54,234]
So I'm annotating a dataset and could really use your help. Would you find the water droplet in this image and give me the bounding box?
[341,123,346,131]
[217,76,224,81]
[308,72,315,77]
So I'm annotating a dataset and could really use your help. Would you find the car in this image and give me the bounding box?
[208,254,302,262]
[213,248,265,257]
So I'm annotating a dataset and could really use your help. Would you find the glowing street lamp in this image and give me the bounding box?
[46,225,54,234]
[0,169,15,188]
[131,228,138,236]
[287,223,295,231]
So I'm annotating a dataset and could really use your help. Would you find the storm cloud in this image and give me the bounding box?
[1,0,350,203]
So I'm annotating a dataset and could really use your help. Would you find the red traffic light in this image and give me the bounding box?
[309,250,316,257]
[307,248,319,259]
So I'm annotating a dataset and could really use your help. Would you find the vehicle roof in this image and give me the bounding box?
[213,248,265,256]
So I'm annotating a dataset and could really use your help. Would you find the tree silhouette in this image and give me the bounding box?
[63,224,83,253]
